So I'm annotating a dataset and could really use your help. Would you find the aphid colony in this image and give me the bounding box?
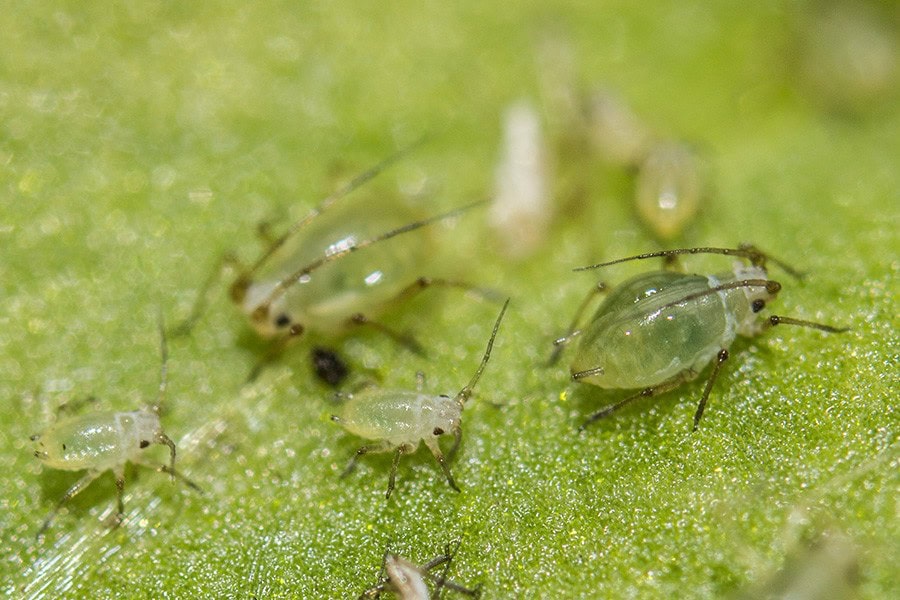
[27,139,849,596]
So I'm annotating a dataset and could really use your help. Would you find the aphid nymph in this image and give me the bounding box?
[359,540,481,600]
[634,141,703,241]
[176,139,491,379]
[552,245,848,431]
[332,299,509,498]
[30,319,200,536]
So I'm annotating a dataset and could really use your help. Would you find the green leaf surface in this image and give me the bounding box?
[2,2,897,598]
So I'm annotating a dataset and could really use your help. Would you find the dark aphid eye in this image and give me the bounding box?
[274,313,291,328]
[433,427,444,436]
[752,299,765,313]
[139,440,150,449]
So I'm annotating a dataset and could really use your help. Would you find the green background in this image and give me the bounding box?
[2,1,897,598]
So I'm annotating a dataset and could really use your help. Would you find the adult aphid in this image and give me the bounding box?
[30,320,201,537]
[332,299,509,499]
[358,540,482,599]
[175,138,491,378]
[551,245,848,431]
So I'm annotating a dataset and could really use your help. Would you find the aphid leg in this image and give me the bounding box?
[424,437,461,493]
[447,428,463,461]
[765,315,850,334]
[416,371,426,391]
[171,252,243,337]
[133,458,203,493]
[578,371,691,432]
[246,325,306,383]
[389,276,505,307]
[155,432,177,482]
[113,465,126,527]
[37,469,102,538]
[386,446,405,499]
[547,282,607,366]
[692,349,729,431]
[54,395,99,417]
[337,438,395,478]
[347,313,425,355]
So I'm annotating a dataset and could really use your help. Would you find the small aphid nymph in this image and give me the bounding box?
[552,245,848,431]
[634,141,703,241]
[359,540,481,600]
[30,319,200,536]
[332,299,509,498]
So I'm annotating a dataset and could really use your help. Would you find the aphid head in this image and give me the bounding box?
[238,280,303,338]
[30,434,50,461]
[30,430,67,464]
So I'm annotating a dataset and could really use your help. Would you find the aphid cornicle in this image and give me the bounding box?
[176,138,491,379]
[551,245,849,431]
[332,299,509,499]
[358,540,481,600]
[30,320,200,537]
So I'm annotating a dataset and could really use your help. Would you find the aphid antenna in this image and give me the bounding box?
[456,299,510,406]
[153,309,169,416]
[766,315,850,333]
[247,134,431,278]
[574,244,805,279]
[260,198,488,310]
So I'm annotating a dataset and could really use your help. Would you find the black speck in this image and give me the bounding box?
[312,347,349,387]
[275,313,291,328]
[752,299,765,313]
[433,427,444,436]
[139,440,150,449]
[62,444,66,451]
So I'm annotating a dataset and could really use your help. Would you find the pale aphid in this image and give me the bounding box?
[489,101,551,259]
[175,138,492,379]
[358,540,482,600]
[332,299,509,498]
[634,142,703,241]
[30,320,200,537]
[551,245,848,431]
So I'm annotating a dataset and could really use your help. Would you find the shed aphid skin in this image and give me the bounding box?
[489,100,551,259]
[359,540,481,600]
[634,141,703,241]
[175,138,494,380]
[332,299,509,499]
[552,245,848,431]
[30,320,201,537]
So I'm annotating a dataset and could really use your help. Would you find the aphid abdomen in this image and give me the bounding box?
[573,272,732,388]
[35,412,131,472]
[338,390,424,445]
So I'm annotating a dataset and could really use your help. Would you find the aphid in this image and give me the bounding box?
[634,141,703,241]
[175,139,490,378]
[332,299,509,498]
[552,245,848,431]
[585,89,653,167]
[311,346,350,387]
[489,100,551,259]
[30,320,200,536]
[359,540,481,600]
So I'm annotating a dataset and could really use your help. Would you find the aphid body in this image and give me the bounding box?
[634,142,703,240]
[30,319,199,536]
[359,540,481,599]
[571,264,769,389]
[333,300,509,498]
[233,198,428,338]
[33,409,173,473]
[557,246,847,430]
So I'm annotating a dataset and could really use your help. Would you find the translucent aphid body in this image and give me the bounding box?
[233,197,427,338]
[634,142,702,240]
[359,540,481,600]
[553,246,848,431]
[30,320,199,536]
[332,300,509,498]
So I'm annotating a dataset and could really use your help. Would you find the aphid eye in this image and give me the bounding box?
[433,427,445,436]
[139,440,150,449]
[274,313,291,328]
[61,444,66,451]
[752,299,765,313]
